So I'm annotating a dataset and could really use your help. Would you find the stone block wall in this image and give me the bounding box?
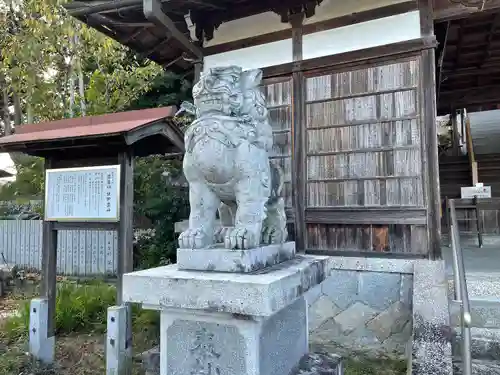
[305,258,415,358]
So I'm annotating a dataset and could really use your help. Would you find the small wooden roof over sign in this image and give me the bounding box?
[0,107,185,159]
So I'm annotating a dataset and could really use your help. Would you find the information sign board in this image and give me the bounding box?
[460,186,492,199]
[44,165,120,222]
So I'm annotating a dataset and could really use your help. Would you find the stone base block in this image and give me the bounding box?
[123,255,330,375]
[159,297,307,375]
[177,242,296,273]
[106,305,132,375]
[123,255,329,316]
[139,348,344,375]
[29,298,55,364]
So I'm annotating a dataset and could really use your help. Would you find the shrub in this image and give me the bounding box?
[133,156,189,268]
[54,282,116,334]
[0,281,159,342]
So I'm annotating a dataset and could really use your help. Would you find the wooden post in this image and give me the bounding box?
[471,161,479,186]
[30,157,58,363]
[117,149,134,365]
[419,0,441,259]
[460,109,465,145]
[290,13,306,252]
[40,158,58,338]
[451,109,461,155]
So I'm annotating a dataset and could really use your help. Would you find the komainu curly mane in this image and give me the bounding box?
[177,66,288,250]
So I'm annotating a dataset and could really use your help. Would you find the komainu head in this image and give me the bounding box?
[192,66,243,117]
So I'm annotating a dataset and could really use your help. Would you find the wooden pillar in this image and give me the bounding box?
[290,13,306,252]
[451,109,461,155]
[419,0,441,259]
[460,109,465,144]
[40,157,58,337]
[117,149,134,359]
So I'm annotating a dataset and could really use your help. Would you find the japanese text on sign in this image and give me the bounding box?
[44,165,120,222]
[461,186,492,199]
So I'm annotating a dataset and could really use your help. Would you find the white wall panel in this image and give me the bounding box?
[204,38,293,72]
[303,11,421,60]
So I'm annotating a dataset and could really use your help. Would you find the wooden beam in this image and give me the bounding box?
[455,20,465,69]
[437,21,450,104]
[67,0,142,17]
[440,94,500,108]
[264,36,437,78]
[440,83,500,96]
[480,13,500,66]
[443,65,500,78]
[184,0,224,10]
[122,28,146,44]
[306,208,427,225]
[451,197,500,209]
[92,12,154,27]
[53,222,119,231]
[143,0,203,60]
[434,0,500,22]
[141,36,173,57]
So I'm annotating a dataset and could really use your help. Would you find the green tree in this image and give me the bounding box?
[0,153,44,201]
[0,0,192,267]
[133,156,188,268]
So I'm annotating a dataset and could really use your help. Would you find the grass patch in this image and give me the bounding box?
[344,356,407,375]
[0,281,159,342]
[0,334,150,375]
[0,280,160,375]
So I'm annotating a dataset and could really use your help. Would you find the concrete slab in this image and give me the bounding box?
[177,242,296,273]
[122,255,329,317]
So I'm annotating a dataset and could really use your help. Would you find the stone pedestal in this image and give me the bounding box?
[122,248,329,375]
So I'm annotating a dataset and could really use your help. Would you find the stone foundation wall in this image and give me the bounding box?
[305,258,415,358]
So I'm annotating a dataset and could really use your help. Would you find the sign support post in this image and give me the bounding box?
[30,159,127,367]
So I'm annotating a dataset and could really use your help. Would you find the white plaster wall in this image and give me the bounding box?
[303,11,421,60]
[305,0,411,24]
[203,12,288,46]
[204,11,420,72]
[204,0,412,47]
[203,38,293,73]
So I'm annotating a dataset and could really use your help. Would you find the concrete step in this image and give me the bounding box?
[453,359,500,375]
[447,276,500,301]
[450,300,500,329]
[452,328,500,361]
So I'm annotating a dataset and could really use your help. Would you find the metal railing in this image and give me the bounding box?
[448,198,473,375]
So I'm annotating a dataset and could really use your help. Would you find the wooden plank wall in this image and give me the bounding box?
[262,77,294,212]
[303,58,428,255]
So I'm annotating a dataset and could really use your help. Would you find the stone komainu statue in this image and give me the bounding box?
[178,66,288,250]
